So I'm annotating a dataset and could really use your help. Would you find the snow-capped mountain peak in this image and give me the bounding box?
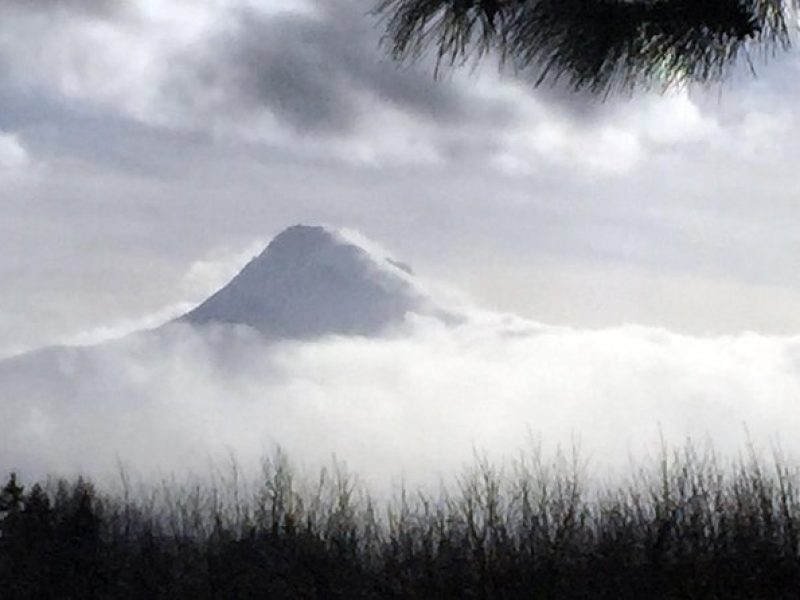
[180,225,446,338]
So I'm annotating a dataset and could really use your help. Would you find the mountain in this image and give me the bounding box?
[0,225,467,478]
[180,225,450,338]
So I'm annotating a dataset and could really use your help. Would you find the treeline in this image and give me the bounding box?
[2,447,800,598]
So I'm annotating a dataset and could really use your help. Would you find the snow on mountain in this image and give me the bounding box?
[180,224,452,338]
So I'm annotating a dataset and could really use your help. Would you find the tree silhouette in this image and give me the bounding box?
[0,473,23,516]
[3,452,800,598]
[375,0,794,93]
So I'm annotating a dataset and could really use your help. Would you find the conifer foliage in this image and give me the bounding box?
[374,0,795,92]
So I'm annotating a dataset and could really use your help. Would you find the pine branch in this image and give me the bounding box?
[374,0,794,92]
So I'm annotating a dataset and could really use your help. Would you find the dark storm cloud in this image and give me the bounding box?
[177,1,481,135]
[0,0,600,154]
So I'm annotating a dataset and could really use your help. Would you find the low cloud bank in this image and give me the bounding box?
[3,312,800,490]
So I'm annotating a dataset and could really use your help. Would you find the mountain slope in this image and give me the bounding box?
[180,225,447,338]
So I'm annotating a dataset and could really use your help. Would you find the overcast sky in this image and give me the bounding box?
[4,0,800,358]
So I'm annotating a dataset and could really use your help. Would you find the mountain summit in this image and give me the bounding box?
[181,225,446,338]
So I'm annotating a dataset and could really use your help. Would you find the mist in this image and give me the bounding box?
[4,309,800,491]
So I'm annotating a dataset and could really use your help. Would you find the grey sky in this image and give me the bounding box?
[3,0,800,358]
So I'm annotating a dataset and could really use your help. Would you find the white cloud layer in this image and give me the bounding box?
[4,313,800,492]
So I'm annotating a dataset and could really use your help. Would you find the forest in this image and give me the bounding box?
[2,445,800,598]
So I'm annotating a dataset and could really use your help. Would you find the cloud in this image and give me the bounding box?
[179,239,266,299]
[58,302,193,348]
[4,312,800,493]
[3,0,124,15]
[195,3,470,135]
[486,83,721,176]
[157,6,730,173]
[154,1,500,165]
[0,0,478,166]
[0,131,29,171]
[0,0,234,123]
[0,0,741,175]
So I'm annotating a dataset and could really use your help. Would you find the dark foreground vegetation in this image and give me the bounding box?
[2,446,800,599]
